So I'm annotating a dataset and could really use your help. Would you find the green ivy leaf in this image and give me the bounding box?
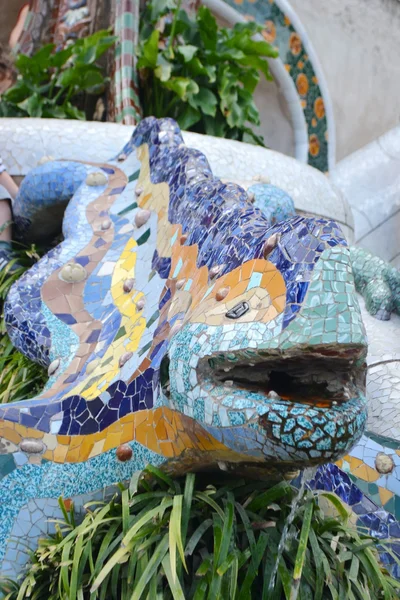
[173,10,195,37]
[18,94,43,117]
[238,88,260,125]
[239,69,260,94]
[186,58,216,83]
[14,45,55,86]
[81,67,105,90]
[163,77,199,101]
[137,30,160,69]
[177,45,198,63]
[77,44,97,65]
[49,46,74,69]
[203,114,228,138]
[14,54,39,82]
[197,6,218,51]
[214,49,246,62]
[154,59,172,82]
[0,99,27,117]
[41,104,68,119]
[241,127,265,147]
[177,105,201,130]
[74,30,116,61]
[3,81,31,104]
[75,36,116,65]
[63,102,86,120]
[232,21,259,34]
[190,88,217,117]
[237,54,272,81]
[238,38,279,58]
[219,64,238,95]
[150,0,176,22]
[58,64,107,92]
[14,53,31,72]
[225,100,244,128]
[56,67,80,88]
[26,44,56,70]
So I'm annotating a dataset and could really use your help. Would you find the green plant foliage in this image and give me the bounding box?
[0,30,116,120]
[138,1,278,145]
[2,469,399,599]
[0,245,47,404]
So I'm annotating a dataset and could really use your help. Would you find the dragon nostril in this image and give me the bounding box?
[226,301,250,319]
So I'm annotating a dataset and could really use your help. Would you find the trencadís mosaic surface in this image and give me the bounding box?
[0,117,369,575]
[310,453,400,580]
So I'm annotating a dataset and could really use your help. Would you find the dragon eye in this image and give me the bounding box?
[226,301,250,319]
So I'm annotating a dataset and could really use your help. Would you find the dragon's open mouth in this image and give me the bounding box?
[204,347,366,407]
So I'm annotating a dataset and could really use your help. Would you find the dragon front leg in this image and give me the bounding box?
[349,246,400,320]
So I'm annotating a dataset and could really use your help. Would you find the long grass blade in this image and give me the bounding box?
[318,492,349,522]
[186,519,212,556]
[162,556,186,600]
[247,482,291,512]
[229,552,239,600]
[91,501,173,592]
[70,533,84,600]
[130,533,169,600]
[169,495,187,582]
[60,539,73,597]
[308,528,324,599]
[195,491,224,519]
[216,492,234,568]
[278,559,293,600]
[182,473,195,544]
[290,499,313,600]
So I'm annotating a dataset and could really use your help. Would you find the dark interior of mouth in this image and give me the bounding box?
[208,352,366,406]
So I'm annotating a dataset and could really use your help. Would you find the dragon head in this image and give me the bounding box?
[0,117,367,477]
[166,241,367,470]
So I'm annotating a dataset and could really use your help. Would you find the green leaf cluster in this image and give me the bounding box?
[0,243,47,404]
[0,31,116,120]
[2,469,399,599]
[138,2,278,145]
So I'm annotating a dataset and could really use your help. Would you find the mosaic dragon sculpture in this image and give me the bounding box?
[1,116,368,467]
[1,117,399,575]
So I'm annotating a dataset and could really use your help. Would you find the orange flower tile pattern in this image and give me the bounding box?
[224,0,331,171]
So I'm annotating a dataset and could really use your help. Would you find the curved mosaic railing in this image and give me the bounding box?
[205,0,335,172]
